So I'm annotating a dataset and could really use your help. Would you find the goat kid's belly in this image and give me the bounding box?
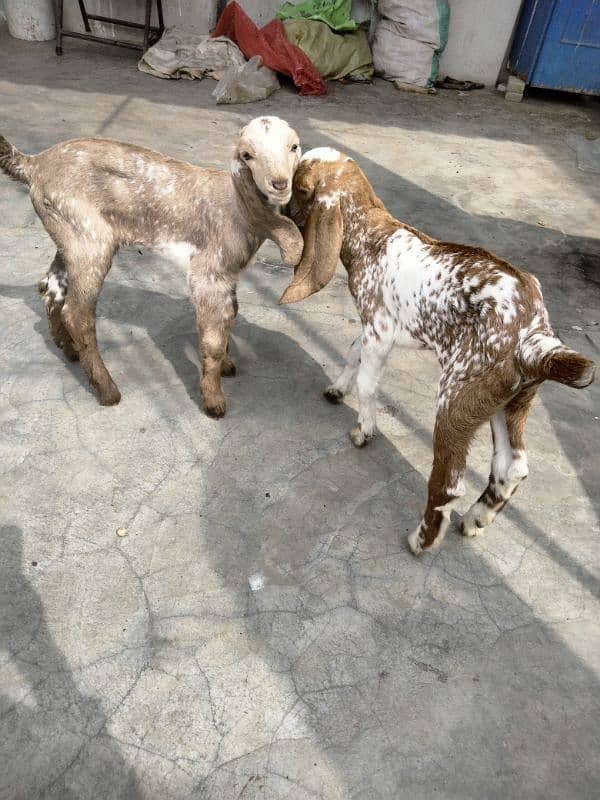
[393,326,430,349]
[354,267,431,350]
[155,240,200,269]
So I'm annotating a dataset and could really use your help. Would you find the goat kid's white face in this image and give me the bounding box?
[235,116,301,206]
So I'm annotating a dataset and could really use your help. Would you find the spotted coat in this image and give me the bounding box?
[281,148,595,555]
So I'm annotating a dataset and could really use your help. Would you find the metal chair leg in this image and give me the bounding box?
[77,0,91,31]
[56,0,164,55]
[55,0,64,54]
[143,0,152,52]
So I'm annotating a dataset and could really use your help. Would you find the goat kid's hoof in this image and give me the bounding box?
[324,386,343,404]
[220,358,237,377]
[58,337,79,362]
[407,528,424,555]
[460,518,485,538]
[204,399,226,419]
[407,526,440,556]
[99,386,122,406]
[349,426,373,448]
[60,342,79,362]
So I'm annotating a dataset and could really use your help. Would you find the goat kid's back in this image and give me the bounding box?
[395,236,596,394]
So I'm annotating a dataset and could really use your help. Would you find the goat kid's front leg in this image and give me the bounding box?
[349,326,394,448]
[199,327,229,417]
[269,216,304,267]
[324,337,361,404]
[190,265,237,419]
[221,340,236,378]
[220,287,238,378]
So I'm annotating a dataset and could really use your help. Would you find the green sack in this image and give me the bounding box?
[283,19,373,82]
[277,0,358,33]
[429,0,450,87]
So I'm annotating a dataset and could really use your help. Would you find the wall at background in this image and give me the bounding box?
[0,0,521,87]
[1,0,370,43]
[0,0,216,38]
[229,0,521,85]
[439,0,523,85]
[61,0,219,41]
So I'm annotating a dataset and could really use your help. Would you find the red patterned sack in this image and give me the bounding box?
[212,2,326,96]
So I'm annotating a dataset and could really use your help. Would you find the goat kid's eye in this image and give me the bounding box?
[241,152,253,161]
[291,144,299,152]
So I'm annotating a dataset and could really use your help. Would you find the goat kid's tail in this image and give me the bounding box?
[0,136,31,185]
[519,332,596,389]
[544,348,596,388]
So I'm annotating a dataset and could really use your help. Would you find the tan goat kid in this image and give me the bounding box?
[0,117,303,417]
[280,148,595,555]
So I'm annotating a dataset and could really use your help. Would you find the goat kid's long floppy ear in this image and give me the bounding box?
[279,194,343,304]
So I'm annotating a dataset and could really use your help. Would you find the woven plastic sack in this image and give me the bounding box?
[277,0,358,32]
[212,1,325,96]
[378,0,441,44]
[283,19,373,81]
[373,1,449,88]
[373,21,434,86]
[213,56,280,104]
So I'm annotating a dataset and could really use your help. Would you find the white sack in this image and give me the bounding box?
[377,0,442,45]
[372,18,435,87]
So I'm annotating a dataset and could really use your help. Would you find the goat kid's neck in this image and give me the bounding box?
[339,194,398,274]
[230,161,285,241]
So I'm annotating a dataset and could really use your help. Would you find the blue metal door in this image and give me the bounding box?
[510,0,600,95]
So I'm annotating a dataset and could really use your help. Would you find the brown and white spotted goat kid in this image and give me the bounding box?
[280,148,595,555]
[0,117,303,417]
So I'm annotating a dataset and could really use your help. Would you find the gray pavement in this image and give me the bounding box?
[1,27,599,799]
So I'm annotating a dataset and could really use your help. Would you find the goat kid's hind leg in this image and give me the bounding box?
[349,325,394,448]
[407,370,511,555]
[324,337,361,404]
[61,251,120,406]
[38,252,78,361]
[461,384,537,538]
[408,409,472,555]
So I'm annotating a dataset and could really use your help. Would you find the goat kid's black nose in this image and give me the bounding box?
[271,178,289,191]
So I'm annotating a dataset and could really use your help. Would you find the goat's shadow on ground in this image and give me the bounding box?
[163,308,600,798]
[2,274,204,406]
[0,525,142,800]
[2,279,600,797]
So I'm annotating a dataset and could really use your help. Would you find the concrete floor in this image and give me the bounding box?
[1,25,599,800]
